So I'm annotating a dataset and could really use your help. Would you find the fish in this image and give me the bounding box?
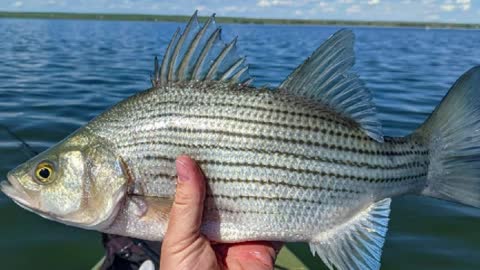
[2,11,480,270]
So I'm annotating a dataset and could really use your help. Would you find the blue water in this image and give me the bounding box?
[1,18,480,269]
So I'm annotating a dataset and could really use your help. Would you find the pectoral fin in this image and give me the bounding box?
[129,196,173,220]
[310,198,392,270]
[105,196,173,241]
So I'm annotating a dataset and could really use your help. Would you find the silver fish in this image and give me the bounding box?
[2,12,480,270]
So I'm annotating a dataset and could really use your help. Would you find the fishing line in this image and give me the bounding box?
[0,124,38,158]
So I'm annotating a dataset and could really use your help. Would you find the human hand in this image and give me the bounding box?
[159,155,282,270]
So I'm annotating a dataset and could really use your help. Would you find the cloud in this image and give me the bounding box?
[346,4,361,13]
[195,5,215,13]
[318,1,329,7]
[222,5,248,13]
[421,0,436,5]
[257,0,293,7]
[316,1,335,12]
[440,0,471,12]
[196,5,207,11]
[426,13,440,20]
[11,1,23,7]
[456,0,470,11]
[368,0,380,5]
[441,3,456,12]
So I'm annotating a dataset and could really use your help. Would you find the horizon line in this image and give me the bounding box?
[1,11,479,29]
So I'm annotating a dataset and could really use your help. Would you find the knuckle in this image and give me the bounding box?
[174,186,201,206]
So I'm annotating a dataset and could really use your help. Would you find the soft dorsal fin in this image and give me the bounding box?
[152,12,252,86]
[310,198,391,270]
[280,30,383,142]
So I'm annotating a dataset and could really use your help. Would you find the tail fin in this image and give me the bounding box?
[416,66,480,208]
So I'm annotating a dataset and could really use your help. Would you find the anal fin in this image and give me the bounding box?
[310,198,392,270]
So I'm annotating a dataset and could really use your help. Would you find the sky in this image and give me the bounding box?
[2,0,480,23]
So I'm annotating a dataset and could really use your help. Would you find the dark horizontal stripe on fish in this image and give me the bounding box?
[133,110,419,148]
[206,207,285,215]
[149,95,416,145]
[132,110,368,142]
[207,193,325,205]
[147,172,361,194]
[142,156,428,183]
[120,139,428,170]
[133,125,428,157]
[207,173,428,185]
[147,98,411,145]
[149,99,356,131]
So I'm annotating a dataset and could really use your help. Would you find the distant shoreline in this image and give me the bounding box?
[1,11,479,29]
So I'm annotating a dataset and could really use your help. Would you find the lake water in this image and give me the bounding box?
[1,18,480,270]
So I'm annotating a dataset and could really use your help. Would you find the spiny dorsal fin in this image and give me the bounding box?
[152,12,251,87]
[310,198,391,270]
[280,30,383,142]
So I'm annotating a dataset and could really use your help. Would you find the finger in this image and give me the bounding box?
[165,155,206,242]
[217,241,279,270]
[212,241,282,254]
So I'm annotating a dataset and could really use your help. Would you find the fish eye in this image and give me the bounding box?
[34,161,55,184]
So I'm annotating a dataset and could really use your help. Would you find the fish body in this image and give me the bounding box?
[2,12,480,270]
[86,80,428,242]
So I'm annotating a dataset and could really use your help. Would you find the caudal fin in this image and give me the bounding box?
[415,66,480,208]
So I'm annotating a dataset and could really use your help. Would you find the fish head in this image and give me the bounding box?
[1,129,128,230]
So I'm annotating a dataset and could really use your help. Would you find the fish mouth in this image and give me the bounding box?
[2,174,63,222]
[1,173,35,210]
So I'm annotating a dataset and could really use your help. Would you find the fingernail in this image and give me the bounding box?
[176,158,190,182]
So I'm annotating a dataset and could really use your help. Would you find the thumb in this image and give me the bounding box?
[164,155,206,244]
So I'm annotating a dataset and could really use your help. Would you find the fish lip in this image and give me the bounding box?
[1,173,34,208]
[2,174,59,221]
